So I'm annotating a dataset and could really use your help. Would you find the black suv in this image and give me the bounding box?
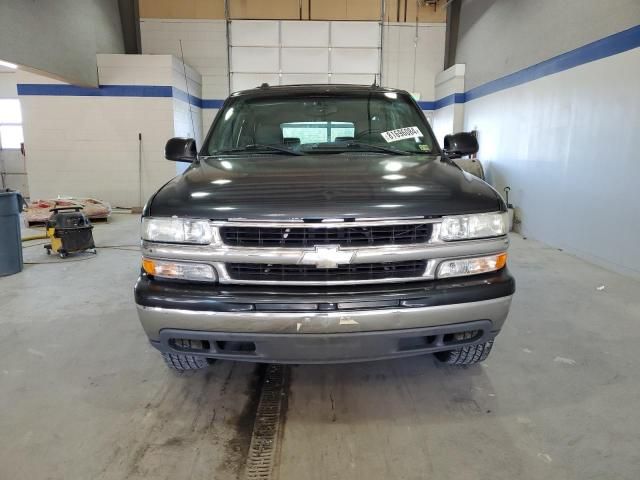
[134,84,515,371]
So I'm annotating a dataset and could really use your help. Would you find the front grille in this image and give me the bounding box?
[226,260,428,282]
[220,223,433,248]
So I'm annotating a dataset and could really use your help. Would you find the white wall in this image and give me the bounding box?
[140,19,228,133]
[0,72,17,97]
[431,64,465,145]
[0,146,28,195]
[171,57,203,174]
[382,23,445,100]
[19,55,202,208]
[463,45,640,278]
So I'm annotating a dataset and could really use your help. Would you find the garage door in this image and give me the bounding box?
[229,20,381,92]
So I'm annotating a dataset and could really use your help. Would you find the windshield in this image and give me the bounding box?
[202,91,438,156]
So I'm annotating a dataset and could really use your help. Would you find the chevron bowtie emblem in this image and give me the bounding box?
[299,245,354,269]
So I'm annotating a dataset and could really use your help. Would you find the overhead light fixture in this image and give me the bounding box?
[0,60,18,69]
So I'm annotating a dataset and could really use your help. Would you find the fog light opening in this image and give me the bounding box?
[443,330,482,345]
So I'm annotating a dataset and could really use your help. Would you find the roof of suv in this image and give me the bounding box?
[230,83,407,99]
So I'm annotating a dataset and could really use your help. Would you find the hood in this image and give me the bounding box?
[147,154,504,220]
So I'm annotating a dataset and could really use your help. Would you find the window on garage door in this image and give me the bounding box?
[281,122,355,144]
[0,99,24,149]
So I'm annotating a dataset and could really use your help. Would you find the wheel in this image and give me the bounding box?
[161,339,210,372]
[435,334,494,366]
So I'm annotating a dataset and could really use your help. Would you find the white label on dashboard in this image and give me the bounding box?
[380,126,423,143]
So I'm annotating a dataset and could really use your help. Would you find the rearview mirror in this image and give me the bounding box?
[165,137,197,162]
[443,132,479,159]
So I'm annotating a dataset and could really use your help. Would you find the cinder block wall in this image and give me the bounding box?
[18,55,202,208]
[140,19,228,134]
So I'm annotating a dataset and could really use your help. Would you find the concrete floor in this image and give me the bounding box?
[1,213,639,480]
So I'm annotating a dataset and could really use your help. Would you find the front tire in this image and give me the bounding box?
[435,338,494,366]
[161,339,210,372]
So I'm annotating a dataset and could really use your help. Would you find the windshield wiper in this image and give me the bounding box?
[346,141,415,156]
[304,141,413,156]
[210,144,304,156]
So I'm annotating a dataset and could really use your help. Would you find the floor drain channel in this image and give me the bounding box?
[244,364,289,480]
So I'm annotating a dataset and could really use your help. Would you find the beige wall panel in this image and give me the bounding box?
[139,0,225,19]
[138,0,443,22]
[404,0,446,23]
[301,0,310,19]
[310,0,379,21]
[229,0,301,19]
[347,0,382,20]
[384,0,399,22]
[310,0,347,20]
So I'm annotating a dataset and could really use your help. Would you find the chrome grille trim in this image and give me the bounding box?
[140,217,508,285]
[142,233,509,286]
[226,216,428,223]
[141,235,508,265]
[213,218,440,229]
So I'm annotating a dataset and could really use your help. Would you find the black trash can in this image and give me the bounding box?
[0,190,24,276]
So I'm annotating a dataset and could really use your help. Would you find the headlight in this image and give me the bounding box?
[440,212,508,241]
[141,217,213,244]
[437,253,507,278]
[142,258,217,282]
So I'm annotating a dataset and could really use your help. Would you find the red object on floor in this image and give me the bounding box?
[25,198,112,223]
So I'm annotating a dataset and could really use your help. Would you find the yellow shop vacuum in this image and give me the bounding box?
[44,206,96,258]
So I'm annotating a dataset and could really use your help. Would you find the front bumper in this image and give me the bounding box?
[135,269,515,363]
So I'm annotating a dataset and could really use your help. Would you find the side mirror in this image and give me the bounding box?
[165,137,197,162]
[443,132,479,159]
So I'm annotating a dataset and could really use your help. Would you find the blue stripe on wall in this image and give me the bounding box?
[433,93,465,109]
[417,100,435,110]
[17,83,205,108]
[171,87,203,108]
[202,99,225,109]
[17,84,173,98]
[417,94,465,110]
[16,24,640,110]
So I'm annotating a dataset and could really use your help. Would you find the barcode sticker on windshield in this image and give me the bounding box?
[380,126,423,143]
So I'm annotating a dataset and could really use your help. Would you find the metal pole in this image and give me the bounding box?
[225,0,232,94]
[138,132,142,209]
[379,0,385,86]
